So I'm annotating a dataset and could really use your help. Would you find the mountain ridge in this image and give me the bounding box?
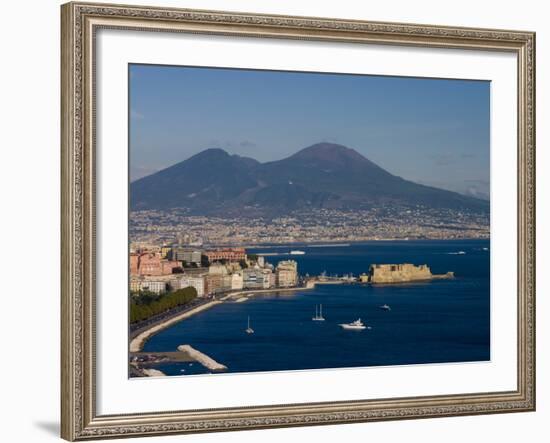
[130,143,489,215]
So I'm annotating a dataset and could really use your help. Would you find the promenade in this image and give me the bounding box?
[129,279,340,374]
[129,300,221,352]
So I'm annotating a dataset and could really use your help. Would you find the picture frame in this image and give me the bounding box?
[61,1,536,440]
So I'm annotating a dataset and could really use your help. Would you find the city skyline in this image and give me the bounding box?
[130,64,490,199]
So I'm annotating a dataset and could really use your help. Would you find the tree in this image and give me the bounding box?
[130,287,198,323]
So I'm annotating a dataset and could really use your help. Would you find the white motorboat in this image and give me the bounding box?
[380,304,391,311]
[245,316,254,334]
[290,250,305,255]
[339,318,368,330]
[312,304,325,321]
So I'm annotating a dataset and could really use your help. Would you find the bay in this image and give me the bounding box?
[142,239,490,376]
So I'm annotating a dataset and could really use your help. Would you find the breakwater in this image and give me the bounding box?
[178,345,227,372]
[221,280,317,301]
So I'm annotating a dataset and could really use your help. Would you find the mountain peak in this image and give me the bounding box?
[131,142,489,214]
[291,143,367,164]
[191,147,230,159]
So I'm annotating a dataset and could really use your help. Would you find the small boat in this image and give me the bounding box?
[312,304,325,321]
[379,304,391,311]
[339,318,368,330]
[245,316,254,334]
[290,250,305,255]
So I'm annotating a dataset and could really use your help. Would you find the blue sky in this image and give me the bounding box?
[129,64,490,199]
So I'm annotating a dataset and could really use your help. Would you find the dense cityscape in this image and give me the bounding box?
[129,204,488,317]
[130,242,299,309]
[130,206,489,248]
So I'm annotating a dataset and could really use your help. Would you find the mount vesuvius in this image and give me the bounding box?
[130,143,489,215]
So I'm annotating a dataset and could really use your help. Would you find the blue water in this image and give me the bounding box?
[143,239,490,376]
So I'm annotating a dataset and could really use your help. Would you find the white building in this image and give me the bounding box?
[243,268,264,289]
[276,260,298,287]
[209,263,228,275]
[230,272,244,290]
[261,269,273,288]
[130,276,167,294]
[171,275,205,297]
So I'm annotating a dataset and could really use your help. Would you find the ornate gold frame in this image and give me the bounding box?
[61,2,536,440]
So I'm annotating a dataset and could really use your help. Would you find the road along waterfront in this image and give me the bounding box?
[129,300,222,352]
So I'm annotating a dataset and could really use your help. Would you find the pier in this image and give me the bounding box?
[178,345,228,372]
[221,280,317,301]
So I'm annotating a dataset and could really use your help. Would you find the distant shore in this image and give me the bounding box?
[214,237,489,250]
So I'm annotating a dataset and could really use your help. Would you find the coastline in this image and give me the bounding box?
[221,237,490,250]
[129,283,318,354]
[129,270,455,355]
[129,300,222,352]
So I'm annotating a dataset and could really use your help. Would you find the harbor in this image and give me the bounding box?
[133,240,489,376]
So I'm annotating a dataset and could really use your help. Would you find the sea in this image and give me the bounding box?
[142,239,490,376]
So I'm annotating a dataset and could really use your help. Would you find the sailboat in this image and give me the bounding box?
[312,304,325,321]
[245,316,254,334]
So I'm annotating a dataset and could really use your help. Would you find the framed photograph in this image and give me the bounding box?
[61,2,536,440]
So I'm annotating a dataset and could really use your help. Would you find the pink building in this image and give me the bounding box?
[130,251,180,276]
[138,252,163,276]
[205,248,246,263]
[161,260,181,275]
[130,253,139,275]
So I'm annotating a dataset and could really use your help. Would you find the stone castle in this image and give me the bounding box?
[368,263,454,284]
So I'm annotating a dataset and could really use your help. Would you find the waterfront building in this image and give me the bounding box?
[261,269,273,289]
[230,272,244,290]
[130,276,167,294]
[257,256,265,267]
[243,268,268,289]
[171,275,205,297]
[205,273,225,295]
[205,248,246,263]
[359,273,369,283]
[269,272,276,288]
[276,260,298,287]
